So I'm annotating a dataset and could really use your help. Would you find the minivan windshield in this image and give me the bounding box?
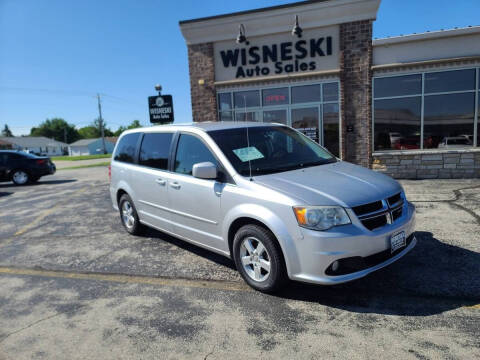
[208,126,336,176]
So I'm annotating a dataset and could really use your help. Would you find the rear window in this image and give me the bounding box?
[114,133,141,163]
[139,132,173,170]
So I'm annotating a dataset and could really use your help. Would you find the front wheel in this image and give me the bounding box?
[12,170,30,185]
[233,224,287,293]
[119,194,144,235]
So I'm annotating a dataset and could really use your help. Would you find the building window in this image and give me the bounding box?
[373,68,479,151]
[234,90,260,108]
[292,84,321,103]
[262,88,289,106]
[217,81,341,157]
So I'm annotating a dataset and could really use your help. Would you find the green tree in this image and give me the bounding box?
[78,126,100,139]
[30,118,79,143]
[1,124,13,137]
[114,120,142,136]
[92,118,114,137]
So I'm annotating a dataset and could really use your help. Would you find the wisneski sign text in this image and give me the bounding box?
[220,37,333,79]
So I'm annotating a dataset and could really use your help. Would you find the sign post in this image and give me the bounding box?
[148,94,174,124]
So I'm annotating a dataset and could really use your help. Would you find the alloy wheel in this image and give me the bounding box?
[239,236,271,282]
[121,200,135,230]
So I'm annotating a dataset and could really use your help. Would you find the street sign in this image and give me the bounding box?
[148,95,174,124]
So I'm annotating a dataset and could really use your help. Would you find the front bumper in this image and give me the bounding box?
[288,201,416,285]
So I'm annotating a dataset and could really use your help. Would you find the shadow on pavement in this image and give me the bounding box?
[0,179,77,188]
[0,192,13,197]
[143,227,237,271]
[144,228,480,316]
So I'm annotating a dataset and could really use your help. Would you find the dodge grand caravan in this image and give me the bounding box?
[110,122,416,292]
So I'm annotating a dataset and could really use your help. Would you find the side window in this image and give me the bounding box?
[0,154,8,165]
[139,132,173,170]
[114,133,141,163]
[174,134,218,175]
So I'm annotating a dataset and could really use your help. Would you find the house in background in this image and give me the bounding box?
[0,136,68,155]
[68,137,117,156]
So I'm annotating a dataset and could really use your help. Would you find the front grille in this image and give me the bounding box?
[352,201,383,216]
[392,207,402,221]
[361,214,388,231]
[353,192,404,231]
[388,193,402,206]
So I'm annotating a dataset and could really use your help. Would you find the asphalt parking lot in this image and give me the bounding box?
[0,166,479,359]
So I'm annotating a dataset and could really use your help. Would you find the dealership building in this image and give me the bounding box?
[179,0,480,178]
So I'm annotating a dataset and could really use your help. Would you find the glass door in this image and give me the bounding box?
[291,106,321,143]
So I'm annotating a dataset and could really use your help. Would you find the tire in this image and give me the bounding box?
[119,194,145,235]
[233,224,287,293]
[11,170,30,185]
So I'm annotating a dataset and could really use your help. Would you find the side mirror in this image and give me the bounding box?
[192,162,217,180]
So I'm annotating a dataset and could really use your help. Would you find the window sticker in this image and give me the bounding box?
[232,147,264,162]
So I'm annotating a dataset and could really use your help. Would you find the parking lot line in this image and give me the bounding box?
[0,266,251,292]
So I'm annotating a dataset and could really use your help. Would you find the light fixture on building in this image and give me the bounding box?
[198,79,205,86]
[236,24,249,45]
[292,15,303,38]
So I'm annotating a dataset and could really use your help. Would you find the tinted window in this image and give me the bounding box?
[262,88,289,106]
[0,154,8,165]
[174,134,218,175]
[8,153,24,160]
[425,69,475,93]
[322,83,339,102]
[218,93,232,111]
[323,103,340,157]
[139,132,173,170]
[234,90,260,108]
[114,133,140,163]
[374,97,421,151]
[424,93,474,148]
[374,75,422,98]
[291,84,320,103]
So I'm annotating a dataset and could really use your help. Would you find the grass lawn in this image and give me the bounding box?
[59,162,110,170]
[52,154,112,161]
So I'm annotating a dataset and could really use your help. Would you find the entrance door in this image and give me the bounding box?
[291,107,321,143]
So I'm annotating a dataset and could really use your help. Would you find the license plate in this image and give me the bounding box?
[390,231,406,253]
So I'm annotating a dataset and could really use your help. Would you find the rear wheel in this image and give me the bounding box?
[119,194,144,235]
[233,224,287,293]
[12,170,29,185]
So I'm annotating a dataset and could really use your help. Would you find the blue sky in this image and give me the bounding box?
[1,0,479,135]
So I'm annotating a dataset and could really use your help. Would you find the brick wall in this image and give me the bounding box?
[187,43,217,122]
[340,20,373,167]
[372,150,480,179]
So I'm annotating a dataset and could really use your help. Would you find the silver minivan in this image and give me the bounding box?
[110,122,416,292]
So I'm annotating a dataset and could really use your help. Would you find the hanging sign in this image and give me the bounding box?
[148,95,174,124]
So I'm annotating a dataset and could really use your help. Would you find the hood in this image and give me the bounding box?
[253,161,402,208]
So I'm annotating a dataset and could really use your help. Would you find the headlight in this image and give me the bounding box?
[293,206,351,231]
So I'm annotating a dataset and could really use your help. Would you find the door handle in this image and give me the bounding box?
[170,182,181,190]
[155,178,166,186]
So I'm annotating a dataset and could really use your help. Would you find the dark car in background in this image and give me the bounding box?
[0,150,56,185]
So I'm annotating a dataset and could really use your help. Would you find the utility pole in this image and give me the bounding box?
[97,93,106,154]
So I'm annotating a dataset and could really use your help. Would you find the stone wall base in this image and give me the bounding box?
[372,149,480,179]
